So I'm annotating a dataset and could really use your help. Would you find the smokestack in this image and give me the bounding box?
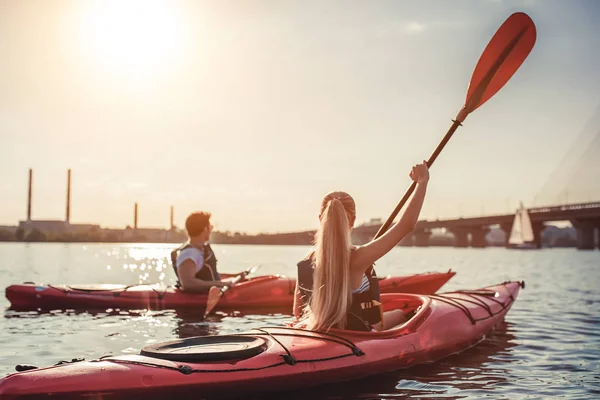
[170,206,174,230]
[134,202,138,230]
[66,169,71,223]
[27,169,32,221]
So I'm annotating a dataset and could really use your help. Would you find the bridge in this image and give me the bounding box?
[354,201,600,250]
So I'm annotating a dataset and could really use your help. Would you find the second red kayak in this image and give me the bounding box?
[5,270,455,312]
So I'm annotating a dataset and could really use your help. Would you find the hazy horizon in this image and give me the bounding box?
[1,0,599,234]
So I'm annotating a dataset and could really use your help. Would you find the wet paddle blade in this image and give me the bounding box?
[462,12,536,117]
[204,286,223,317]
[203,266,260,316]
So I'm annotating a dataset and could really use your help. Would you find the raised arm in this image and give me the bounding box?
[350,161,429,273]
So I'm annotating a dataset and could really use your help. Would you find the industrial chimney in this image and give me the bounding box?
[66,169,71,223]
[170,206,174,230]
[27,168,32,221]
[134,202,138,230]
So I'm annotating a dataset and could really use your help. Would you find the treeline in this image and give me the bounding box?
[209,231,315,245]
[0,228,185,243]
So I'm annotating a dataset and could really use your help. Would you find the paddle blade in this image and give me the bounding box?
[204,286,223,316]
[462,12,536,118]
[246,265,261,277]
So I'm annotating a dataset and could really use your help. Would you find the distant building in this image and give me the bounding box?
[7,169,209,244]
[69,224,102,233]
[18,220,101,233]
[19,220,68,233]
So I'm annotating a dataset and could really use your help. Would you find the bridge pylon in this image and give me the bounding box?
[450,228,469,247]
[571,219,598,250]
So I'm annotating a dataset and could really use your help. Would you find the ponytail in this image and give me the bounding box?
[305,198,353,331]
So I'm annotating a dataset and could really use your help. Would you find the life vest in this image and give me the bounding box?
[296,251,382,331]
[170,242,220,289]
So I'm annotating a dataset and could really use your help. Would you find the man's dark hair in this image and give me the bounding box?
[185,212,212,236]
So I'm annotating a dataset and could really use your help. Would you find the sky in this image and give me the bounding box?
[1,0,599,233]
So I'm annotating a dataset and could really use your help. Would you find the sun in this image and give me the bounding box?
[78,0,184,80]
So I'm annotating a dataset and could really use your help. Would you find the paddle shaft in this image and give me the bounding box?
[219,271,247,294]
[372,116,464,240]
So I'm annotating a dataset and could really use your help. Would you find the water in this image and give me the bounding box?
[1,242,599,399]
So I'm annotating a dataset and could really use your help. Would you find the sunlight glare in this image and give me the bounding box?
[79,0,184,80]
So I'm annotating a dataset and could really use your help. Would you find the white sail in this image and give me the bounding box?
[508,210,524,245]
[520,207,535,242]
[508,202,535,246]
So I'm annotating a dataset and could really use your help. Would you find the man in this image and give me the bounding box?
[170,211,229,293]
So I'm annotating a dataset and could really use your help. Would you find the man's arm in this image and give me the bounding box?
[178,260,228,292]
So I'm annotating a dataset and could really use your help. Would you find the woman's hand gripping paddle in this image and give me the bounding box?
[204,265,261,317]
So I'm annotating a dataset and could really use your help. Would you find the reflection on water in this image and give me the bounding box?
[1,243,599,399]
[173,310,222,338]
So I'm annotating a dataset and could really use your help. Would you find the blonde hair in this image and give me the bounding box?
[304,191,356,331]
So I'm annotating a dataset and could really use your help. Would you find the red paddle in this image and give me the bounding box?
[371,12,536,244]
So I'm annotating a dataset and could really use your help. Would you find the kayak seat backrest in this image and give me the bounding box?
[140,335,268,362]
[381,294,424,314]
[371,294,431,336]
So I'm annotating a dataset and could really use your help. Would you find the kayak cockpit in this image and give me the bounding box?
[338,293,432,338]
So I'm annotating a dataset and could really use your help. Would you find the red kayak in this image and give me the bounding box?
[0,281,522,399]
[4,270,455,312]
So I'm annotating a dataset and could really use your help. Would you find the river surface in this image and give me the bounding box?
[1,243,599,399]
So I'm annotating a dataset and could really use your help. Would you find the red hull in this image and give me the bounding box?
[4,271,455,312]
[0,281,522,400]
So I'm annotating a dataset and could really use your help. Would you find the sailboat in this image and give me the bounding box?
[508,203,537,249]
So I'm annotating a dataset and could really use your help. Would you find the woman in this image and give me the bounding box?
[293,161,429,332]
